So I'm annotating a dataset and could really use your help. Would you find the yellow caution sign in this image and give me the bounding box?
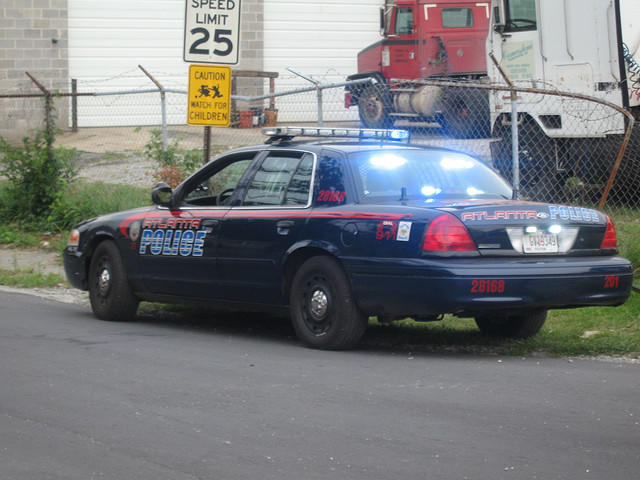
[187,65,231,126]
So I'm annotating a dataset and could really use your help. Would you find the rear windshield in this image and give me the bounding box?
[350,149,512,203]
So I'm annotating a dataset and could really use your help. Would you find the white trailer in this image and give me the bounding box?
[487,0,639,198]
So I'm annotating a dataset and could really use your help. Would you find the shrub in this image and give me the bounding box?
[0,129,77,223]
[48,180,150,231]
[144,130,202,187]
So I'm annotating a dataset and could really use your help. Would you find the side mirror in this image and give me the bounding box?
[379,7,385,35]
[152,182,173,207]
[493,3,507,34]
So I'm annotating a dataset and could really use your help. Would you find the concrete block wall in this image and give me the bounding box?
[0,0,69,142]
[235,0,265,98]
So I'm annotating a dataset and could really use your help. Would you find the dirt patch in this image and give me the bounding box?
[0,245,64,276]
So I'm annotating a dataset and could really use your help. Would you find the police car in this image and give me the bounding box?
[64,127,633,349]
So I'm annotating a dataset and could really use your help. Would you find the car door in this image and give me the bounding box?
[383,4,420,80]
[138,151,258,298]
[216,150,315,304]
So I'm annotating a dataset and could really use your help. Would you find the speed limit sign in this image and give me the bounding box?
[184,0,241,65]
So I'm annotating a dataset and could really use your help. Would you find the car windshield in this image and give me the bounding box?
[350,148,512,203]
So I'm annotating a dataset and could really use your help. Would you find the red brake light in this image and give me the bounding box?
[423,213,476,251]
[600,215,617,250]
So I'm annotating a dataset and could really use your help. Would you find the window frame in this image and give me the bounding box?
[393,6,414,36]
[441,7,475,29]
[167,150,260,211]
[503,0,537,32]
[234,150,318,210]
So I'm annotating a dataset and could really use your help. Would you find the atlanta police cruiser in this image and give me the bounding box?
[64,127,633,349]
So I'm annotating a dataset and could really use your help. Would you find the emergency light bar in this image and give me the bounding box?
[262,126,410,142]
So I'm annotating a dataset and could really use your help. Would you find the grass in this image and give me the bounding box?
[362,293,640,357]
[611,209,640,278]
[0,267,65,288]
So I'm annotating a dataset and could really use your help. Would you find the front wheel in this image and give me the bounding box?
[358,84,393,129]
[289,256,367,349]
[88,240,139,321]
[475,310,547,339]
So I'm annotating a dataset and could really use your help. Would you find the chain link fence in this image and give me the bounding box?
[2,69,639,215]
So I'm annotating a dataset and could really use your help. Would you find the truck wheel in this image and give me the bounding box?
[358,84,393,129]
[475,310,547,338]
[88,240,139,321]
[440,88,490,139]
[491,118,558,202]
[289,256,367,350]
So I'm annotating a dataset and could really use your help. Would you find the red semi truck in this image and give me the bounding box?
[345,0,492,137]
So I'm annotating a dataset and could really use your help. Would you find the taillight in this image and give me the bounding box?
[600,215,617,250]
[423,213,476,251]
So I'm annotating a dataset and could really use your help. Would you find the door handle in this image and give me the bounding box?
[276,220,295,235]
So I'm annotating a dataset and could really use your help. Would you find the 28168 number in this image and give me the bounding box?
[471,279,505,293]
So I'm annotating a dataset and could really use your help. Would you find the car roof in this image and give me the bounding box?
[231,139,473,157]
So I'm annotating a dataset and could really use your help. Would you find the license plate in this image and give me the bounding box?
[523,232,558,253]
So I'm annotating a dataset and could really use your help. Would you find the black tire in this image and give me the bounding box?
[491,118,558,202]
[289,256,367,350]
[88,240,139,321]
[358,84,393,129]
[475,310,547,339]
[440,88,490,139]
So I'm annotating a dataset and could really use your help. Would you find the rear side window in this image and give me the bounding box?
[442,8,474,28]
[242,152,314,207]
[315,152,348,206]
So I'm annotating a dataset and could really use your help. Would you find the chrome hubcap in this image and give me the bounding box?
[310,289,328,319]
[98,267,111,296]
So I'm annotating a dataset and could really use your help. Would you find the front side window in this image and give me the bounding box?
[442,8,474,28]
[242,152,314,207]
[351,149,512,203]
[504,0,537,31]
[394,7,414,35]
[183,157,254,206]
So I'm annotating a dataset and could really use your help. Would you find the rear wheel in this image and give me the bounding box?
[491,118,558,201]
[358,84,393,129]
[88,240,139,321]
[475,310,547,338]
[440,88,490,139]
[289,256,367,349]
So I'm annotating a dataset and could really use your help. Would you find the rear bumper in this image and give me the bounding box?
[344,255,633,317]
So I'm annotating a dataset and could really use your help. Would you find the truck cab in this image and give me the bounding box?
[356,0,490,82]
[347,0,492,135]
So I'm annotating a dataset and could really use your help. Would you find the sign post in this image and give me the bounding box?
[184,0,242,65]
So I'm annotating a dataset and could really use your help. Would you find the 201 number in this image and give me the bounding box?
[189,28,233,56]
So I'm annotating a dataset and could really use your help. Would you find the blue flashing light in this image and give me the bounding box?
[390,129,410,141]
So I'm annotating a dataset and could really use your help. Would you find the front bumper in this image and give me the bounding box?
[344,255,633,317]
[63,247,87,290]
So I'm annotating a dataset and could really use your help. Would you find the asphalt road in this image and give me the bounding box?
[1,291,638,480]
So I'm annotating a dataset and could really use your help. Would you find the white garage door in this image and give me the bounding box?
[68,0,382,126]
[68,0,187,127]
[263,0,381,122]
